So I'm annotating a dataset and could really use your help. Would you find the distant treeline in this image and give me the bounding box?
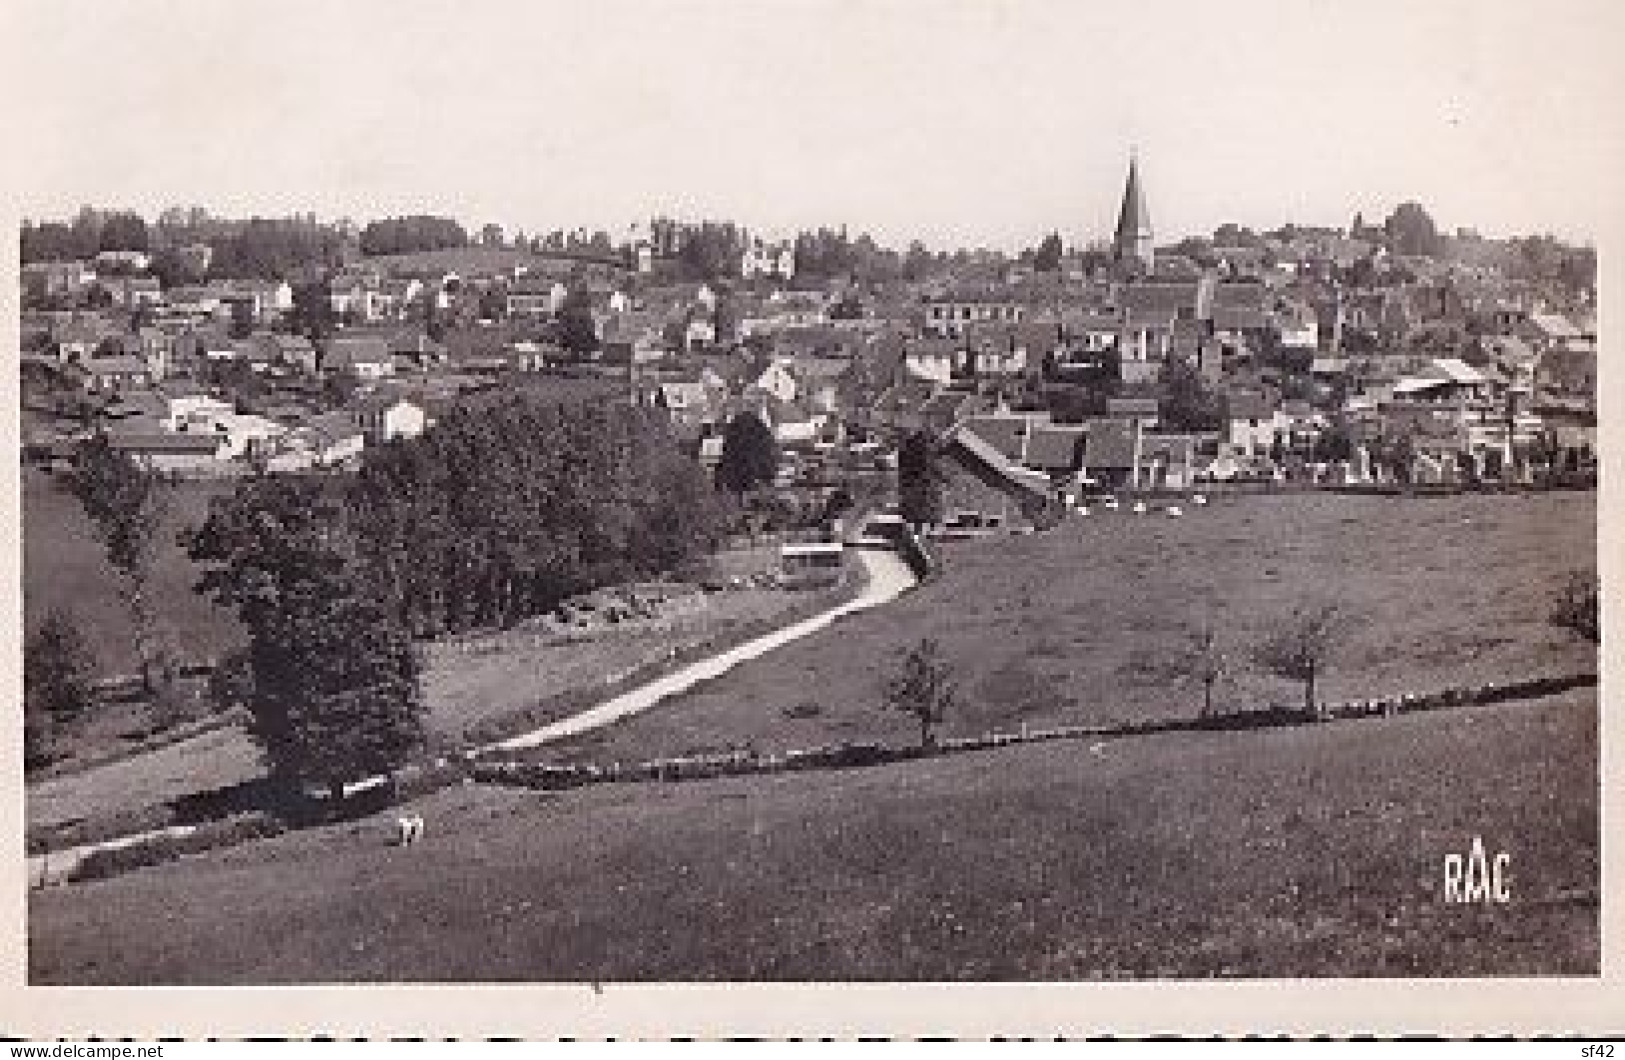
[357,215,470,258]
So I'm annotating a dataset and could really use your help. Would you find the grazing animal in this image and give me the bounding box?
[395,814,425,846]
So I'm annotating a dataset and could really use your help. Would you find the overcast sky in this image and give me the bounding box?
[8,0,1622,250]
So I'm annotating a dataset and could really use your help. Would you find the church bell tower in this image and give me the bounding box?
[1113,154,1155,275]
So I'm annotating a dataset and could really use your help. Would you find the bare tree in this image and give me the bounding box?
[1180,626,1230,718]
[1125,624,1230,718]
[883,638,957,748]
[1253,603,1345,718]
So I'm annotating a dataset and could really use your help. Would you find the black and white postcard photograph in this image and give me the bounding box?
[4,0,1621,1040]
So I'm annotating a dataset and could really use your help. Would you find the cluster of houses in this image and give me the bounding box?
[19,172,1597,515]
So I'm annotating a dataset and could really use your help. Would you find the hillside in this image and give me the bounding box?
[30,686,1596,982]
[538,490,1596,764]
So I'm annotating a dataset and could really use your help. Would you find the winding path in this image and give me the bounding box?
[29,546,919,887]
[490,546,918,750]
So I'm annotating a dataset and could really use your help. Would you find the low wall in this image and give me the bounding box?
[34,669,1594,888]
[473,670,1597,792]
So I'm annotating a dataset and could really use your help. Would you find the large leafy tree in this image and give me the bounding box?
[289,279,335,346]
[186,477,426,799]
[1383,202,1444,258]
[896,430,945,528]
[557,287,601,359]
[25,609,98,724]
[70,435,174,693]
[1033,232,1064,272]
[24,610,99,769]
[1158,356,1223,433]
[714,411,779,496]
[97,211,150,253]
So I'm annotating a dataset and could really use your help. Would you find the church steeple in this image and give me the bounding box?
[1113,153,1154,274]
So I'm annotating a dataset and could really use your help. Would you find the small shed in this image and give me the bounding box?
[779,541,845,573]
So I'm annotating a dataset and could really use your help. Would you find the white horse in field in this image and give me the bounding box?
[395,814,425,846]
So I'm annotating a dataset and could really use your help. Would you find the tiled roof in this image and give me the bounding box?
[1117,282,1198,315]
[1014,321,1064,350]
[324,336,393,365]
[83,355,149,375]
[1225,391,1276,421]
[1025,425,1085,471]
[1211,306,1269,331]
[1083,419,1136,469]
[1211,283,1270,310]
[107,433,223,455]
[1104,397,1159,417]
[305,411,364,442]
[961,415,1031,463]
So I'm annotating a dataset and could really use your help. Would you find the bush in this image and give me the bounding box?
[1550,570,1599,644]
[28,802,175,857]
[68,812,286,883]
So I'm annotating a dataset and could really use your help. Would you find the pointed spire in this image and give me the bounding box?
[1114,155,1154,272]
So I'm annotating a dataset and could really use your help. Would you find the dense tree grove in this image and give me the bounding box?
[70,435,175,693]
[22,208,142,262]
[184,396,719,789]
[793,226,903,284]
[348,394,724,636]
[206,217,348,280]
[359,215,469,257]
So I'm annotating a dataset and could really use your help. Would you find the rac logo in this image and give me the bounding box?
[1442,835,1511,905]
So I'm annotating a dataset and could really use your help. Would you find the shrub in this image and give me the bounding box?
[28,803,175,857]
[68,812,286,883]
[1550,570,1599,644]
[783,700,823,719]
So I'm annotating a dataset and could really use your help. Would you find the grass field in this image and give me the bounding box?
[28,686,1597,982]
[536,490,1596,764]
[27,582,819,831]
